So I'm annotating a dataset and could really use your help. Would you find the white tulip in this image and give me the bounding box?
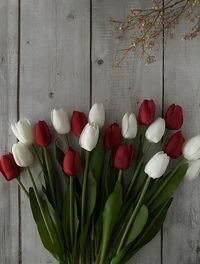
[51,108,70,134]
[185,160,200,181]
[11,118,34,145]
[88,103,105,128]
[182,135,200,161]
[145,118,165,143]
[79,123,99,151]
[144,151,170,179]
[122,113,137,139]
[12,142,34,167]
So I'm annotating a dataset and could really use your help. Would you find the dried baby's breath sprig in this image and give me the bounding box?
[112,0,200,66]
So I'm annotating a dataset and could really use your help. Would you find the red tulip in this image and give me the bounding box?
[71,111,88,137]
[104,123,121,150]
[164,104,183,130]
[35,120,52,147]
[113,144,133,170]
[0,153,21,181]
[164,131,185,159]
[63,147,81,176]
[138,99,155,125]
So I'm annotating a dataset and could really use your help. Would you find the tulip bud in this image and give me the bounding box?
[137,99,155,126]
[63,147,81,176]
[88,103,105,128]
[51,108,70,134]
[113,144,133,170]
[182,135,200,161]
[164,104,183,130]
[164,131,185,159]
[35,120,52,147]
[185,160,200,181]
[122,113,137,139]
[104,123,121,150]
[144,151,170,179]
[71,111,88,137]
[145,118,165,143]
[79,123,99,151]
[12,142,34,167]
[11,118,34,145]
[0,153,21,181]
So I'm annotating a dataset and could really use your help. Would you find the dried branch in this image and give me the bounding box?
[112,0,200,66]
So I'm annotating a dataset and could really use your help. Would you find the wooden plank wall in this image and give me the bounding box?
[0,0,200,263]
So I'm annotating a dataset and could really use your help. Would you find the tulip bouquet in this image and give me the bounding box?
[1,100,200,264]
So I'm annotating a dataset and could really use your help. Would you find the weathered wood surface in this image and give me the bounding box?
[163,23,200,264]
[0,0,200,263]
[0,0,19,263]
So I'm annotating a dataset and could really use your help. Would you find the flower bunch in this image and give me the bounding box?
[1,100,199,264]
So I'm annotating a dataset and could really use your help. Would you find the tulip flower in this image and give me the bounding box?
[0,153,21,181]
[12,142,34,167]
[88,103,105,128]
[71,111,88,137]
[35,120,52,147]
[145,117,165,143]
[104,123,121,150]
[182,135,200,161]
[137,99,155,125]
[63,147,81,176]
[164,104,183,130]
[164,131,185,159]
[79,123,99,151]
[144,151,170,179]
[122,113,137,139]
[185,160,200,181]
[11,118,34,145]
[51,108,70,134]
[113,144,133,170]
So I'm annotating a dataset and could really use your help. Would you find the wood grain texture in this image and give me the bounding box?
[1,0,200,263]
[92,1,163,263]
[20,0,90,263]
[0,0,19,263]
[163,24,200,264]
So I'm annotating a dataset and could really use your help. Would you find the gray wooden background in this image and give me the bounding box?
[0,0,200,263]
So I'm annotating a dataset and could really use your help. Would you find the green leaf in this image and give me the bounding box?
[80,170,97,251]
[148,163,188,212]
[55,140,65,168]
[110,205,148,264]
[72,197,79,261]
[62,181,70,250]
[125,205,148,246]
[124,198,173,263]
[89,135,104,184]
[99,181,123,264]
[29,188,61,260]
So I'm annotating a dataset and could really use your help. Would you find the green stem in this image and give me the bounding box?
[70,176,74,247]
[27,167,54,243]
[117,176,151,253]
[118,170,123,183]
[125,159,143,200]
[32,144,44,171]
[147,163,184,207]
[43,148,56,205]
[161,130,170,149]
[81,151,90,229]
[16,178,29,198]
[65,134,70,147]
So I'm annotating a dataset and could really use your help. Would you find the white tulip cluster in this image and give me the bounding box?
[79,103,104,152]
[11,118,34,167]
[182,135,200,181]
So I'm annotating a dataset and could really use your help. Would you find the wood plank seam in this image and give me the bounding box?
[17,0,22,263]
